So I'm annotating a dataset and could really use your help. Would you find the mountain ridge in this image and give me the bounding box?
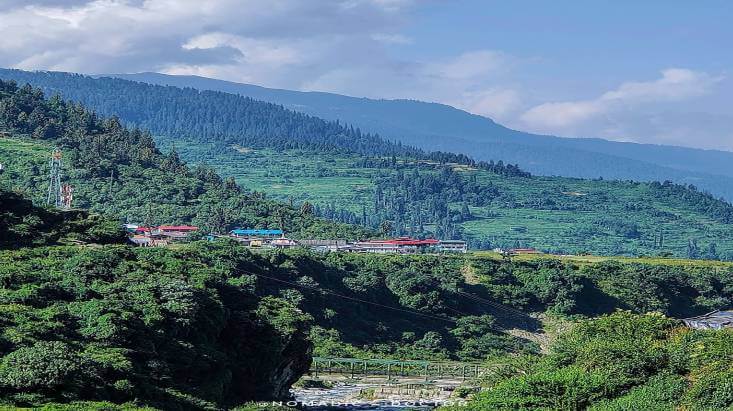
[3,71,733,258]
[104,71,733,199]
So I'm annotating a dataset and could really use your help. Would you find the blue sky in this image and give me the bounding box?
[0,0,731,150]
[406,1,731,91]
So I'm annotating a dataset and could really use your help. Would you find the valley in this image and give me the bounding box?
[103,71,733,201]
[0,74,732,410]
[168,139,733,259]
[3,2,733,410]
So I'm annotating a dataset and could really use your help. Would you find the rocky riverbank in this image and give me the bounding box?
[290,377,470,410]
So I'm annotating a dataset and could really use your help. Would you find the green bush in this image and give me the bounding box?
[452,312,733,411]
[468,366,613,410]
[0,341,80,391]
[588,373,687,411]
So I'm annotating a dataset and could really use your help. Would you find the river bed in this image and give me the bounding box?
[290,380,468,410]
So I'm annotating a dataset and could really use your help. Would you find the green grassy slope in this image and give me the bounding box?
[168,140,733,259]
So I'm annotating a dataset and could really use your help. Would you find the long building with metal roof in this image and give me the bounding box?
[682,310,733,330]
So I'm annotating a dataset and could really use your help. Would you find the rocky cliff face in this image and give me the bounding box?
[267,332,313,399]
[221,296,314,404]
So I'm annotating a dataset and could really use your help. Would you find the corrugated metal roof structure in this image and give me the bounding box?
[682,310,733,330]
[158,225,199,232]
[230,228,284,236]
[360,237,440,246]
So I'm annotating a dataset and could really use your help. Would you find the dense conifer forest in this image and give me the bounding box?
[0,79,371,238]
[0,70,527,176]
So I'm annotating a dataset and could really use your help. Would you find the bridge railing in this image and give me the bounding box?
[310,357,487,380]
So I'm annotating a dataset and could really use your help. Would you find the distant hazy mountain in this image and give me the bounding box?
[106,72,733,200]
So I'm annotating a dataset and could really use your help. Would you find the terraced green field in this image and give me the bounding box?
[163,139,733,258]
[164,140,382,211]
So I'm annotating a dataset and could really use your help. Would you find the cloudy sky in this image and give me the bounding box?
[1,0,732,150]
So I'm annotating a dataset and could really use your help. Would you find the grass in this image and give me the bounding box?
[471,250,733,268]
[163,141,733,257]
[5,136,733,259]
[164,140,382,212]
[0,136,53,201]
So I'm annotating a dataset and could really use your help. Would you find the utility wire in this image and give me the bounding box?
[232,267,457,325]
[230,267,533,343]
[455,290,534,320]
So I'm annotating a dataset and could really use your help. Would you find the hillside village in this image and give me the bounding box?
[125,223,469,254]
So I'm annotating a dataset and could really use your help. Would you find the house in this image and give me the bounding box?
[232,238,264,247]
[270,237,299,248]
[354,237,440,254]
[127,224,198,246]
[352,240,401,254]
[129,234,152,246]
[157,225,199,234]
[438,240,468,253]
[682,310,733,330]
[129,234,169,247]
[155,225,199,241]
[298,239,347,247]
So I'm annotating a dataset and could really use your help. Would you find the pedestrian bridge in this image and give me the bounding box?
[309,357,490,381]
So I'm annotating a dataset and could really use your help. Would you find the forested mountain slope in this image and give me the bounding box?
[103,71,733,200]
[0,79,371,239]
[170,144,733,259]
[0,69,506,172]
[2,74,733,259]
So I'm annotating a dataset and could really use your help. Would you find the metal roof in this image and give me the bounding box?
[360,237,440,246]
[682,310,733,330]
[230,228,283,236]
[158,225,199,231]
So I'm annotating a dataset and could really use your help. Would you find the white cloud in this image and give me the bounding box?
[425,50,509,81]
[520,68,724,134]
[1,2,729,151]
[299,49,523,120]
[456,88,523,120]
[0,0,410,77]
[0,1,523,121]
[371,33,413,44]
[520,100,604,129]
[601,68,720,102]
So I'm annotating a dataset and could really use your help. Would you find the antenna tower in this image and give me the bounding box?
[46,148,63,207]
[61,184,74,209]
